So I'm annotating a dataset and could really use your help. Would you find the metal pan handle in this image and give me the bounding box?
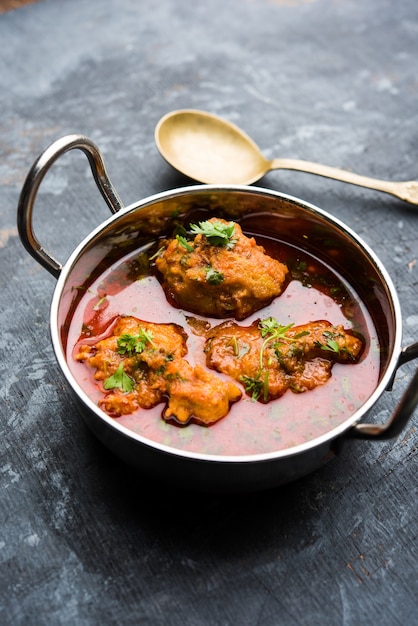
[17,134,125,278]
[347,366,418,440]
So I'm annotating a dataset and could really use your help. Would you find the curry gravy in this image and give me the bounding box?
[67,232,380,456]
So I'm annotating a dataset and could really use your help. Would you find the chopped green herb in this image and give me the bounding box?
[117,329,155,356]
[315,330,341,354]
[263,370,270,402]
[227,336,250,358]
[166,371,188,383]
[93,295,107,310]
[239,317,309,400]
[205,267,224,285]
[322,338,340,353]
[176,234,194,252]
[148,247,165,261]
[189,220,237,248]
[103,362,134,393]
[88,289,107,310]
[259,317,295,339]
[294,260,307,272]
[227,336,239,356]
[240,375,264,401]
[258,318,299,372]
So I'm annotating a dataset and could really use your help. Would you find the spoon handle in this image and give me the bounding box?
[270,158,418,205]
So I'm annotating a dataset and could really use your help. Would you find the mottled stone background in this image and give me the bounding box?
[1,0,417,624]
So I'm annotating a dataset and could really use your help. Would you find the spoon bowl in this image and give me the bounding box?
[155,109,269,185]
[155,109,418,205]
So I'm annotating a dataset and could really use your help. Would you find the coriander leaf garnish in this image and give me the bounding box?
[176,234,194,252]
[103,362,134,393]
[321,339,340,354]
[315,330,341,354]
[239,317,308,401]
[259,317,295,339]
[239,375,264,401]
[189,220,237,248]
[205,267,224,285]
[226,336,250,358]
[258,318,299,371]
[117,329,155,356]
[235,317,302,402]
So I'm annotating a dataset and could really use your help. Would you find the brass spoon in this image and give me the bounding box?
[155,109,418,205]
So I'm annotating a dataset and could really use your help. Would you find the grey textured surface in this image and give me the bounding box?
[1,0,418,624]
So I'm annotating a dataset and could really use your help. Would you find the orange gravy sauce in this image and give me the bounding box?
[67,235,380,456]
